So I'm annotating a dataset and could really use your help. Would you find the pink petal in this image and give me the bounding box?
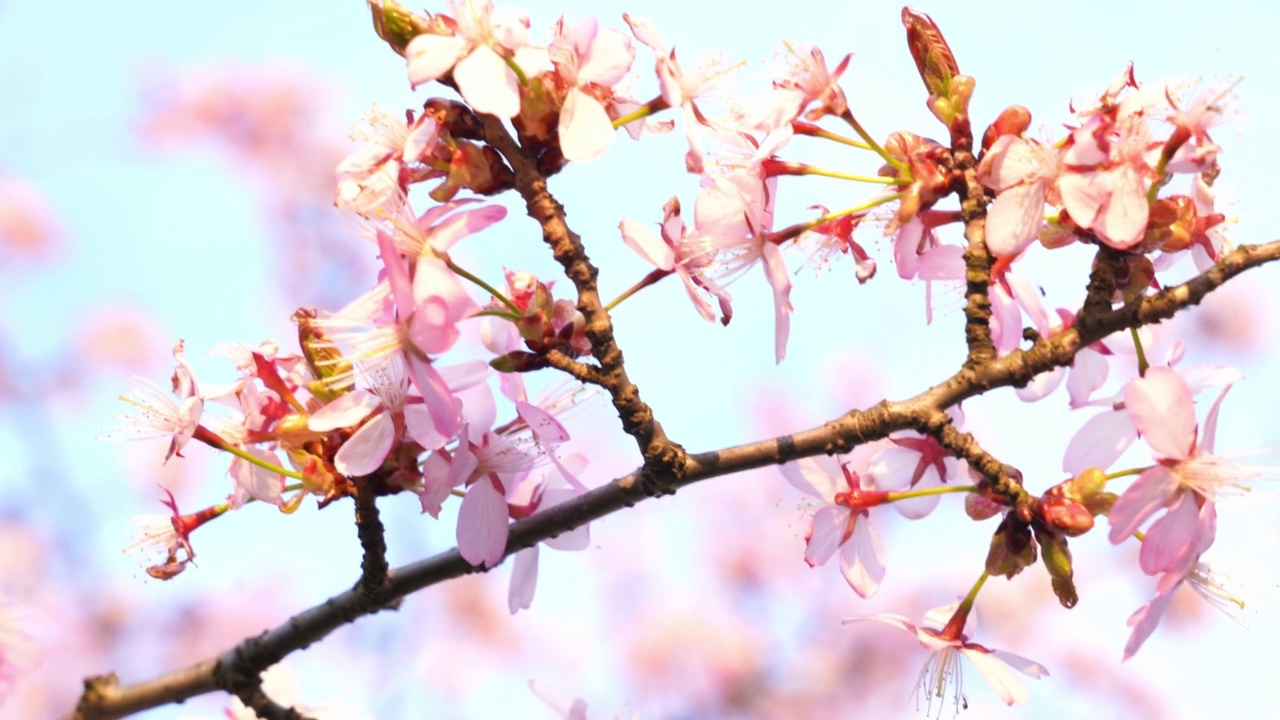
[406,355,461,439]
[782,456,842,500]
[961,648,1030,705]
[403,405,449,451]
[1062,409,1138,475]
[985,181,1046,257]
[507,546,539,614]
[619,218,676,270]
[406,34,469,88]
[990,650,1050,679]
[1122,584,1179,661]
[229,447,284,507]
[516,400,570,444]
[455,45,521,118]
[418,452,453,518]
[839,516,885,598]
[761,241,792,365]
[578,27,634,86]
[1067,349,1109,409]
[426,204,508,253]
[1199,381,1237,456]
[1125,367,1196,460]
[1015,366,1065,403]
[804,504,848,567]
[1140,494,1213,577]
[1056,170,1108,229]
[308,390,380,431]
[1096,165,1149,248]
[333,412,395,477]
[559,89,616,162]
[1107,466,1180,543]
[457,477,510,568]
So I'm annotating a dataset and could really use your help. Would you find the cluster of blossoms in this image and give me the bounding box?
[90,1,1276,717]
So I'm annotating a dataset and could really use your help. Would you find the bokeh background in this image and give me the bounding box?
[2,0,1280,718]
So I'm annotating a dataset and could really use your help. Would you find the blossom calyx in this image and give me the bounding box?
[986,515,1036,579]
[368,0,435,57]
[1032,524,1077,608]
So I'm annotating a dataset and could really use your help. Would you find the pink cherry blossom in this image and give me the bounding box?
[892,213,965,325]
[868,407,964,519]
[1122,559,1244,661]
[624,14,734,173]
[103,341,204,461]
[619,197,731,324]
[692,172,791,363]
[977,135,1061,257]
[781,447,889,598]
[335,105,440,217]
[1107,366,1256,578]
[844,601,1048,711]
[405,0,531,118]
[506,453,589,613]
[548,15,635,162]
[308,355,452,477]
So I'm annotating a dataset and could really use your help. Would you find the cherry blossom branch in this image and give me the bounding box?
[69,239,1280,720]
[352,476,390,598]
[474,114,688,484]
[953,131,997,369]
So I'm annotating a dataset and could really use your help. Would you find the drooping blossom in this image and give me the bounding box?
[335,105,440,216]
[1122,559,1245,661]
[892,212,965,324]
[406,0,532,118]
[619,196,731,324]
[844,601,1048,711]
[103,341,204,462]
[781,442,892,598]
[548,15,635,161]
[692,172,791,363]
[122,488,227,580]
[624,13,735,173]
[1107,366,1258,579]
[744,42,850,135]
[506,452,589,613]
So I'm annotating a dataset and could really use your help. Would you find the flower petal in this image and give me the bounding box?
[1107,466,1180,543]
[839,516,885,598]
[333,412,396,477]
[1125,366,1196,461]
[457,478,509,568]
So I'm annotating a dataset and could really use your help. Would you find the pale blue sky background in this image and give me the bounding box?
[2,1,1280,718]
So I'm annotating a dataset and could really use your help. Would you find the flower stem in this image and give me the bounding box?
[940,570,990,641]
[766,194,899,245]
[1105,467,1149,482]
[612,96,671,129]
[604,268,673,312]
[1129,327,1150,376]
[195,426,305,481]
[840,109,899,170]
[792,119,873,149]
[885,484,977,503]
[447,259,521,314]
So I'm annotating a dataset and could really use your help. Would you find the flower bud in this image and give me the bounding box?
[981,105,1032,152]
[902,8,959,99]
[368,0,435,57]
[986,516,1036,579]
[1033,525,1077,608]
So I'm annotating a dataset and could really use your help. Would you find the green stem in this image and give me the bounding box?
[447,259,521,314]
[604,268,673,312]
[766,193,900,245]
[612,96,670,129]
[1105,467,1149,482]
[1129,327,1150,376]
[840,109,899,170]
[798,123,873,150]
[207,435,305,481]
[885,483,976,503]
[793,166,898,184]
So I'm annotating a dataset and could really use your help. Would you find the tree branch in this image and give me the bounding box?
[68,239,1280,720]
[475,115,688,487]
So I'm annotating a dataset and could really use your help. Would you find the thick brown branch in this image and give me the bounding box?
[353,476,389,600]
[475,116,687,488]
[952,142,996,368]
[66,239,1280,720]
